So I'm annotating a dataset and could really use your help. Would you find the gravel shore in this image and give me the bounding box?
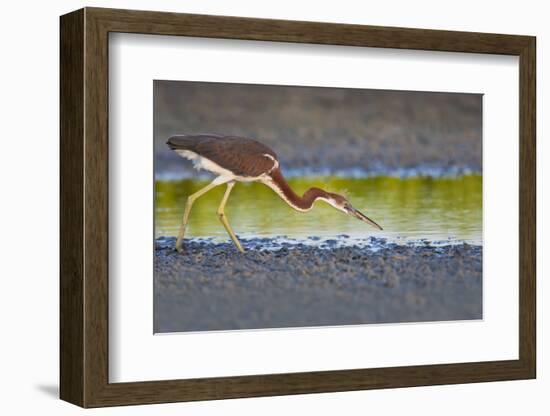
[154,237,482,333]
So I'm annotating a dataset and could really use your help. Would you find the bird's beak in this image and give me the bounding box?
[348,207,383,230]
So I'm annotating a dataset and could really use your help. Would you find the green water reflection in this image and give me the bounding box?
[155,176,482,244]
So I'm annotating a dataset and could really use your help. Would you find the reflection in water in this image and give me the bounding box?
[155,176,482,244]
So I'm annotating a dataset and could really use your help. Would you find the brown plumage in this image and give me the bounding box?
[167,134,278,178]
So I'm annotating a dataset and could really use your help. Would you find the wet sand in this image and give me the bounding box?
[154,237,482,333]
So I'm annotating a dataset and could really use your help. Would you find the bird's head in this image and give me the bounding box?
[321,192,383,230]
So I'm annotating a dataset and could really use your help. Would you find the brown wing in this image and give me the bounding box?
[167,134,278,177]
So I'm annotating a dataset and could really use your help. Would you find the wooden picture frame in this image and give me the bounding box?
[60,7,536,408]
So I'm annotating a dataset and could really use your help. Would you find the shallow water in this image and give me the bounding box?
[155,175,482,245]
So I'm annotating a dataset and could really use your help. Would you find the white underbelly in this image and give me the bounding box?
[175,149,262,182]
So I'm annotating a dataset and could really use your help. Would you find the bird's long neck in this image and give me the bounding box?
[265,168,329,212]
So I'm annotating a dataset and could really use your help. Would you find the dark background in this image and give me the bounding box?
[154,80,482,177]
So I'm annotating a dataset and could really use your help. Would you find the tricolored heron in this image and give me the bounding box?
[167,134,383,252]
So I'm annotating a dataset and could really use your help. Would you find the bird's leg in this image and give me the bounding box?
[217,182,244,253]
[176,179,224,252]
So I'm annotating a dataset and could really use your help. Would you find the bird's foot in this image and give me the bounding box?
[232,237,245,253]
[175,235,184,253]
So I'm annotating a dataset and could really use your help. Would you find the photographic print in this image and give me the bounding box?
[154,81,482,333]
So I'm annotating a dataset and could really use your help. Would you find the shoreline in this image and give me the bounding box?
[154,237,482,333]
[154,166,482,182]
[155,235,482,251]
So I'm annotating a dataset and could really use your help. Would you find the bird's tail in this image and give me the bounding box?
[166,135,196,150]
